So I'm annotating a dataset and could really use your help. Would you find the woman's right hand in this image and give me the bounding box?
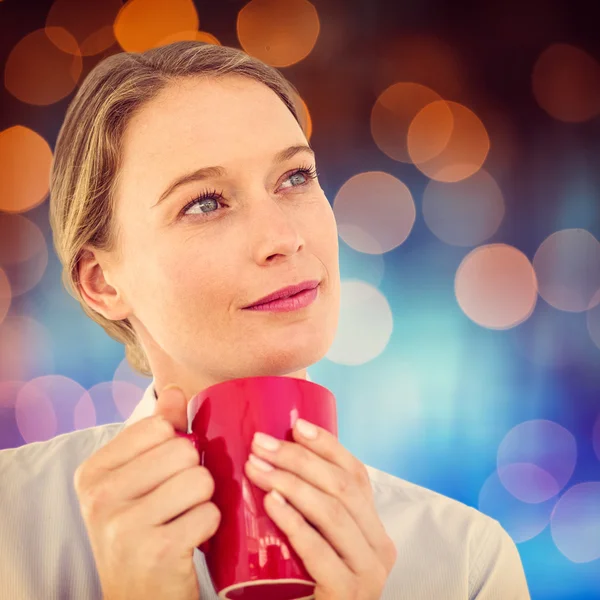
[73,385,220,600]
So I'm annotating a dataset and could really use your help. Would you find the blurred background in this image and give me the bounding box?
[1,0,599,597]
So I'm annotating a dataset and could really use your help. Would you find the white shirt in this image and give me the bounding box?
[0,379,530,599]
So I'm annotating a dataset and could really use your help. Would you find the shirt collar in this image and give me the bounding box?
[124,379,158,429]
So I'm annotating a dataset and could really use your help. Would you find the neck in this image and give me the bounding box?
[152,367,309,401]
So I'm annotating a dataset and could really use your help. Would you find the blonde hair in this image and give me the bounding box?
[49,42,306,377]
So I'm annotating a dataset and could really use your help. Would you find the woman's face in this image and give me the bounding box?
[82,74,340,397]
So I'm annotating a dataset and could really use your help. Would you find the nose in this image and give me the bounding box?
[248,195,305,264]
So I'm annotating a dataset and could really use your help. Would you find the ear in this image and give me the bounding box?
[77,246,132,321]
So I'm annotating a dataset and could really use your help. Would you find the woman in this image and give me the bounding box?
[0,42,530,599]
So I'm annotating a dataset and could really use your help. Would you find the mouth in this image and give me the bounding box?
[242,279,321,311]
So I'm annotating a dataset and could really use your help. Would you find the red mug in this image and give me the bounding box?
[174,375,338,600]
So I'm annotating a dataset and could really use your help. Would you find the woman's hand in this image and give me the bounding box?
[244,418,398,600]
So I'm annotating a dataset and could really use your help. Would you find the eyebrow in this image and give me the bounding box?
[152,143,315,208]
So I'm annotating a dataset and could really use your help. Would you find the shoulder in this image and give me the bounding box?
[0,422,126,491]
[0,423,127,599]
[364,463,530,599]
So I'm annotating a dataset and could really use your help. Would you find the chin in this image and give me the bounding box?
[243,336,331,378]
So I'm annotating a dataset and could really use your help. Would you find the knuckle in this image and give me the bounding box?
[150,530,178,564]
[73,463,87,494]
[323,496,346,528]
[354,461,370,488]
[286,506,307,535]
[384,536,398,568]
[333,472,352,497]
[85,481,112,514]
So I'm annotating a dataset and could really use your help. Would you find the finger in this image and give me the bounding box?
[262,487,355,597]
[133,464,215,526]
[245,456,377,577]
[80,415,174,478]
[110,436,201,502]
[292,419,372,498]
[251,431,392,562]
[153,384,189,433]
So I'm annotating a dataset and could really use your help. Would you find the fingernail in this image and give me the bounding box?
[248,453,274,472]
[295,418,318,439]
[253,432,281,451]
[162,383,181,393]
[269,489,287,506]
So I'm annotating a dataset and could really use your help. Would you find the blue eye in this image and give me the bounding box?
[179,164,319,219]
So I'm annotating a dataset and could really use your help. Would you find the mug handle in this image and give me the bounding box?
[173,430,212,555]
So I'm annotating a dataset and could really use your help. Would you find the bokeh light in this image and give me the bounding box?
[333,171,416,254]
[587,289,600,351]
[497,420,577,503]
[0,316,54,381]
[326,280,393,365]
[514,300,599,369]
[422,168,505,246]
[237,0,320,67]
[4,27,82,105]
[0,268,11,326]
[73,388,97,431]
[291,91,313,141]
[370,82,443,163]
[551,482,600,563]
[0,126,53,213]
[455,244,538,330]
[155,31,221,47]
[114,0,199,53]
[0,213,49,297]
[87,380,145,424]
[533,228,600,313]
[532,43,600,123]
[373,34,465,100]
[45,0,122,56]
[478,470,556,543]
[113,356,152,416]
[593,414,600,463]
[15,381,58,444]
[15,376,93,443]
[113,356,152,388]
[408,100,490,182]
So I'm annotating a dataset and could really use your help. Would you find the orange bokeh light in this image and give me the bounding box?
[408,100,490,182]
[0,126,53,213]
[4,27,81,105]
[237,0,320,67]
[45,0,122,56]
[371,82,443,163]
[156,30,222,47]
[455,244,538,330]
[290,91,313,141]
[114,0,199,53]
[0,268,11,326]
[0,213,49,297]
[373,34,465,100]
[532,43,600,123]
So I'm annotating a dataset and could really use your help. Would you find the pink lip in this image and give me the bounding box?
[242,280,320,312]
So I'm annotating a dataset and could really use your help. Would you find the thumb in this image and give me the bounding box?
[153,384,189,433]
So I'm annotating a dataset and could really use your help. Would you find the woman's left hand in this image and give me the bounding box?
[244,418,398,600]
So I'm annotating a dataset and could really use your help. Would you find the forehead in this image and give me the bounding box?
[119,75,304,173]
